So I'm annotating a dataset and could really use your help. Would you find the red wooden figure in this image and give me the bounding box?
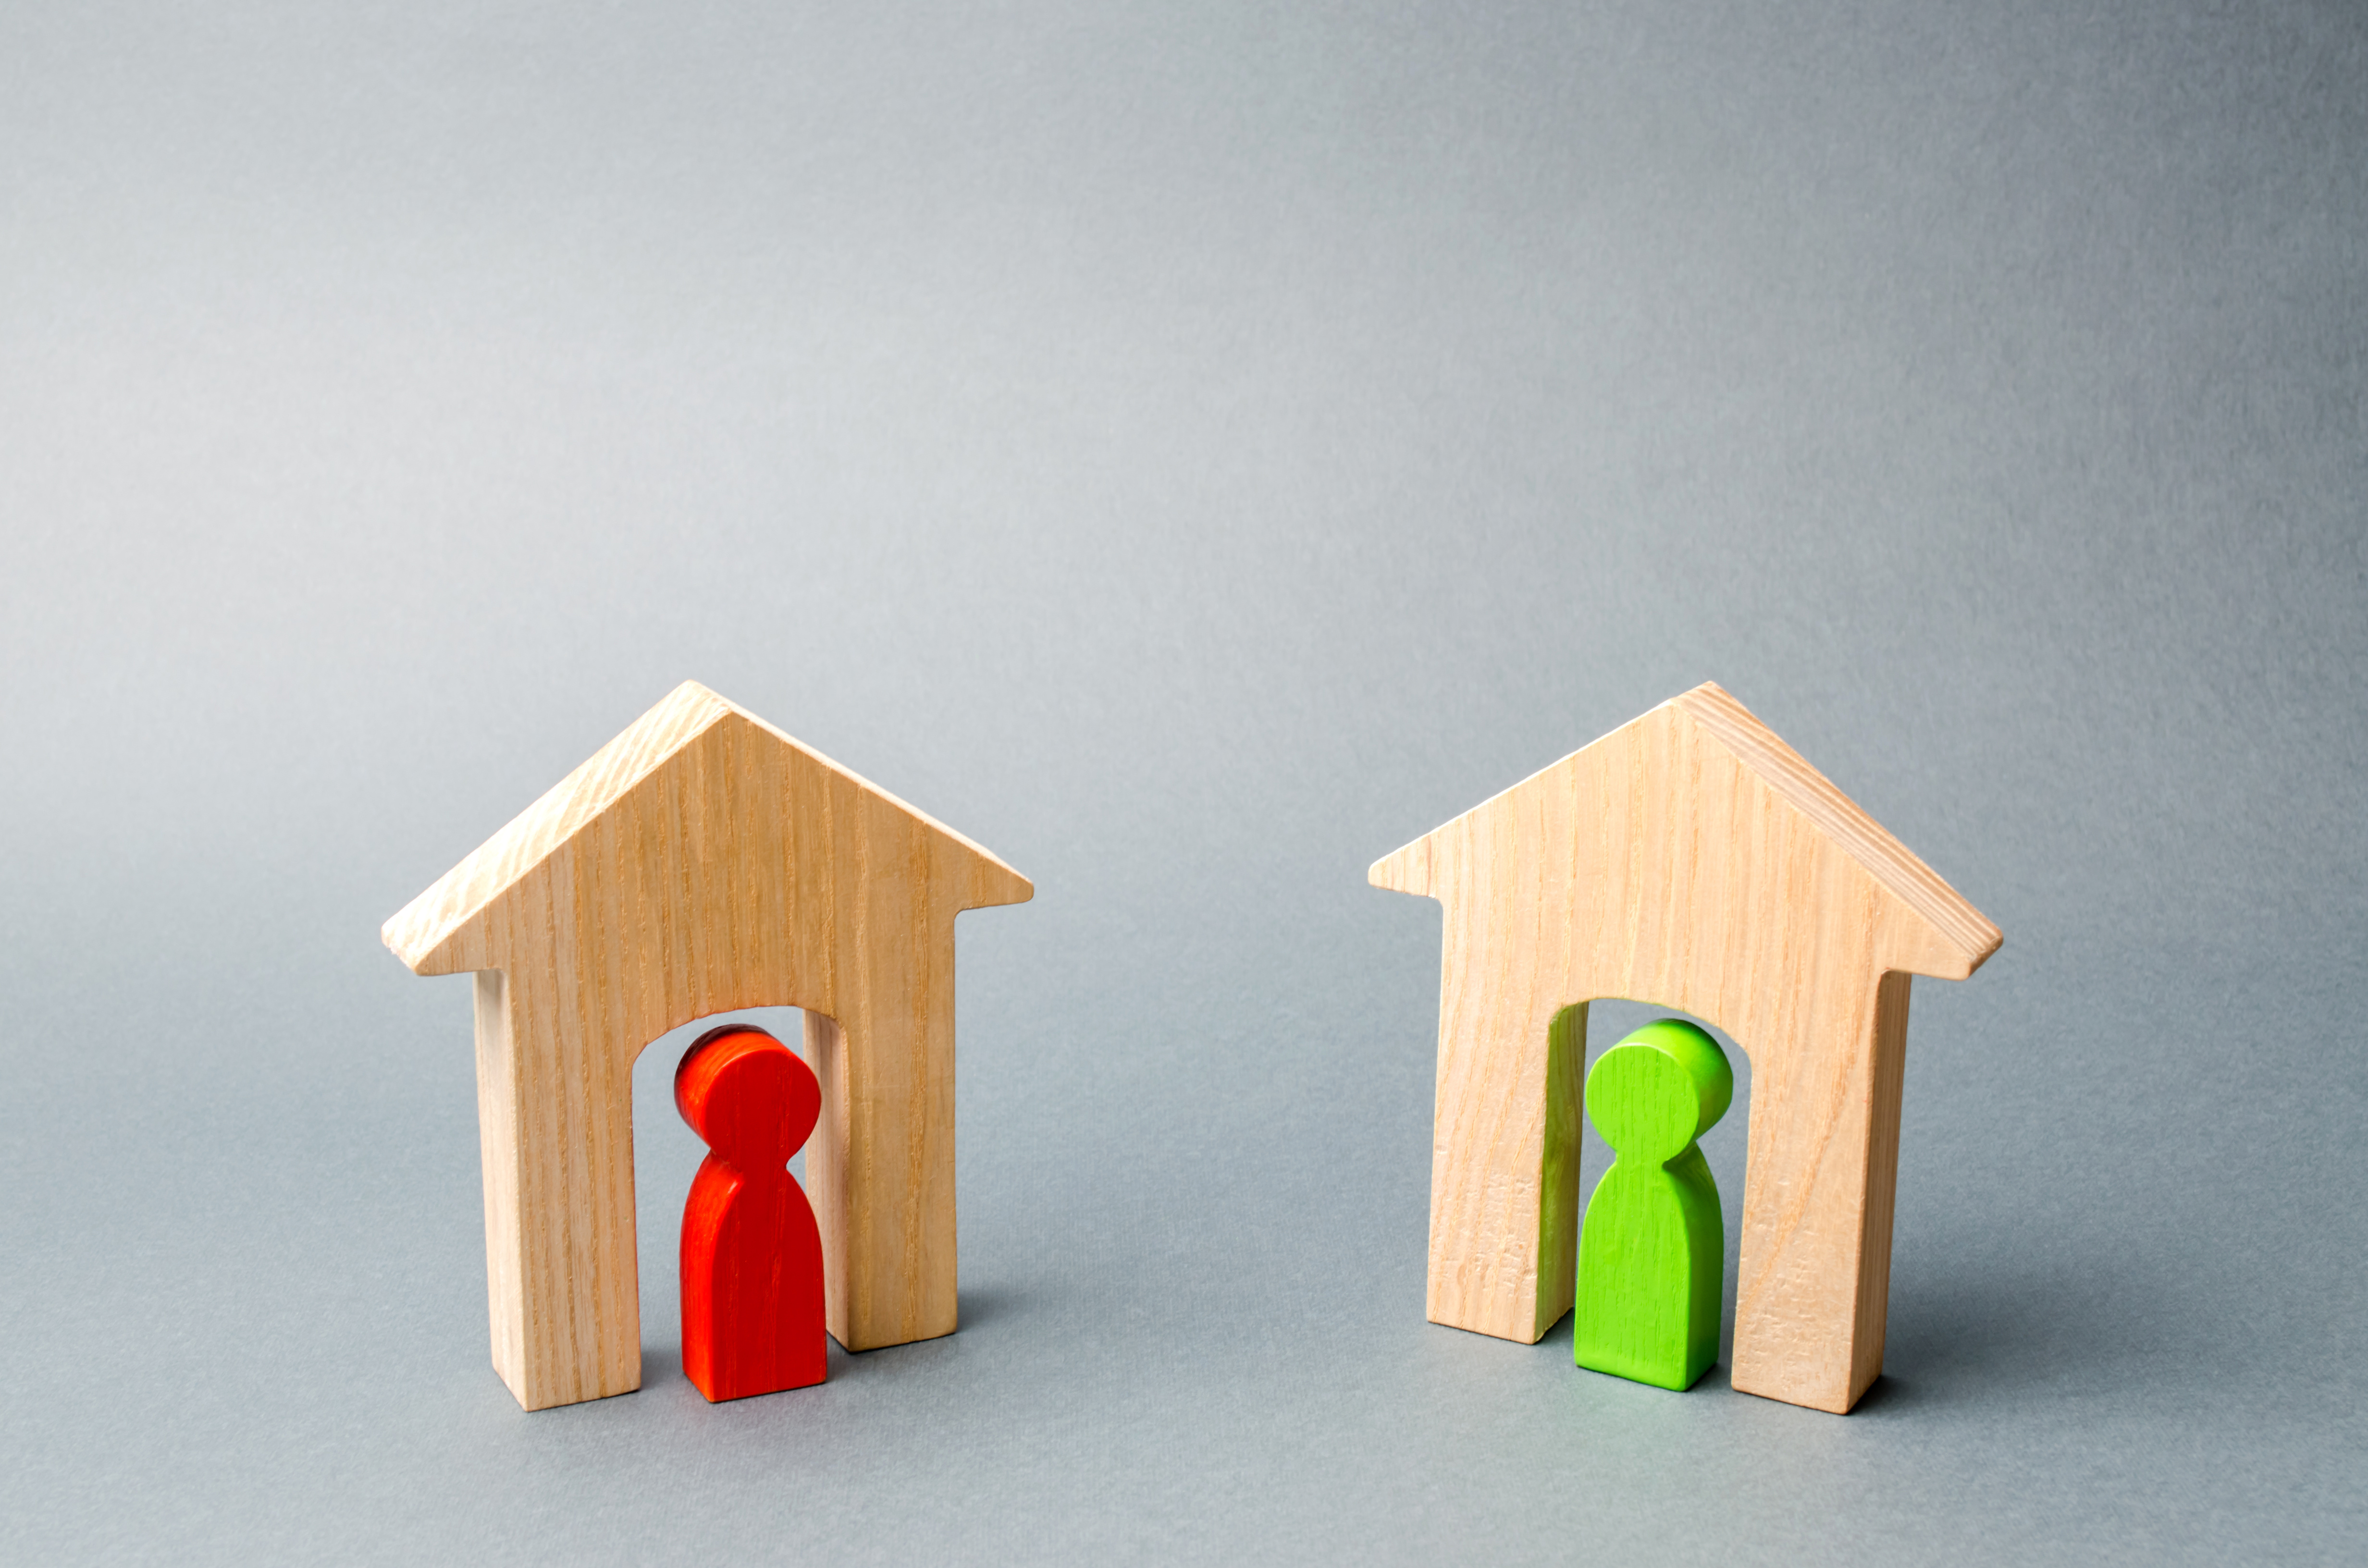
[675,1025,827,1401]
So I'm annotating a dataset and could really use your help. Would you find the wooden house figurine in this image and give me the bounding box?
[1369,683,2000,1414]
[383,681,1033,1411]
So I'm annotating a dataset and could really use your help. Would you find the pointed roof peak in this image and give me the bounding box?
[1666,684,1999,972]
[382,680,1028,972]
[1370,683,2000,978]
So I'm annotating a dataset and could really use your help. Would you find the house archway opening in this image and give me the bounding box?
[1552,998,1753,1372]
[628,1004,839,1384]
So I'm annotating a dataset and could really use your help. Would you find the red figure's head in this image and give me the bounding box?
[674,1025,821,1168]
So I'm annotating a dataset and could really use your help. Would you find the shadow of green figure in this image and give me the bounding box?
[1573,1019,1734,1390]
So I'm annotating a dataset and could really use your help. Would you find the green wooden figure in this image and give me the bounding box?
[1573,1019,1734,1391]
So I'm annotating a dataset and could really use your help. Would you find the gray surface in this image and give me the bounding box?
[2,1,2362,1561]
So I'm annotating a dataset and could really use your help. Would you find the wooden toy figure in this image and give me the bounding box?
[676,1025,827,1401]
[1572,1019,1734,1392]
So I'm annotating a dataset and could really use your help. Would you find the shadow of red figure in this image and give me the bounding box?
[675,1025,826,1401]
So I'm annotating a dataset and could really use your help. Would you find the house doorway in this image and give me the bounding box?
[1568,999,1752,1375]
[629,1004,822,1389]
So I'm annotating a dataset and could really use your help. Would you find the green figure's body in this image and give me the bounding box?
[1573,1019,1734,1391]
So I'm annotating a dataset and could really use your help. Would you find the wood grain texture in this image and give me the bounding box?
[1369,682,1999,1414]
[384,681,1032,1412]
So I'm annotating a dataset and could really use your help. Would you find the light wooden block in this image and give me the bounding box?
[384,681,1032,1411]
[1369,683,2000,1414]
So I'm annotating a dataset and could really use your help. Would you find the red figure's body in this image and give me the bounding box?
[675,1025,827,1401]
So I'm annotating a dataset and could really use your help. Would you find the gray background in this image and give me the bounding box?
[2,1,2361,1562]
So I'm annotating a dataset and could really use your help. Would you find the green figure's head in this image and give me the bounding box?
[1586,1019,1734,1164]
